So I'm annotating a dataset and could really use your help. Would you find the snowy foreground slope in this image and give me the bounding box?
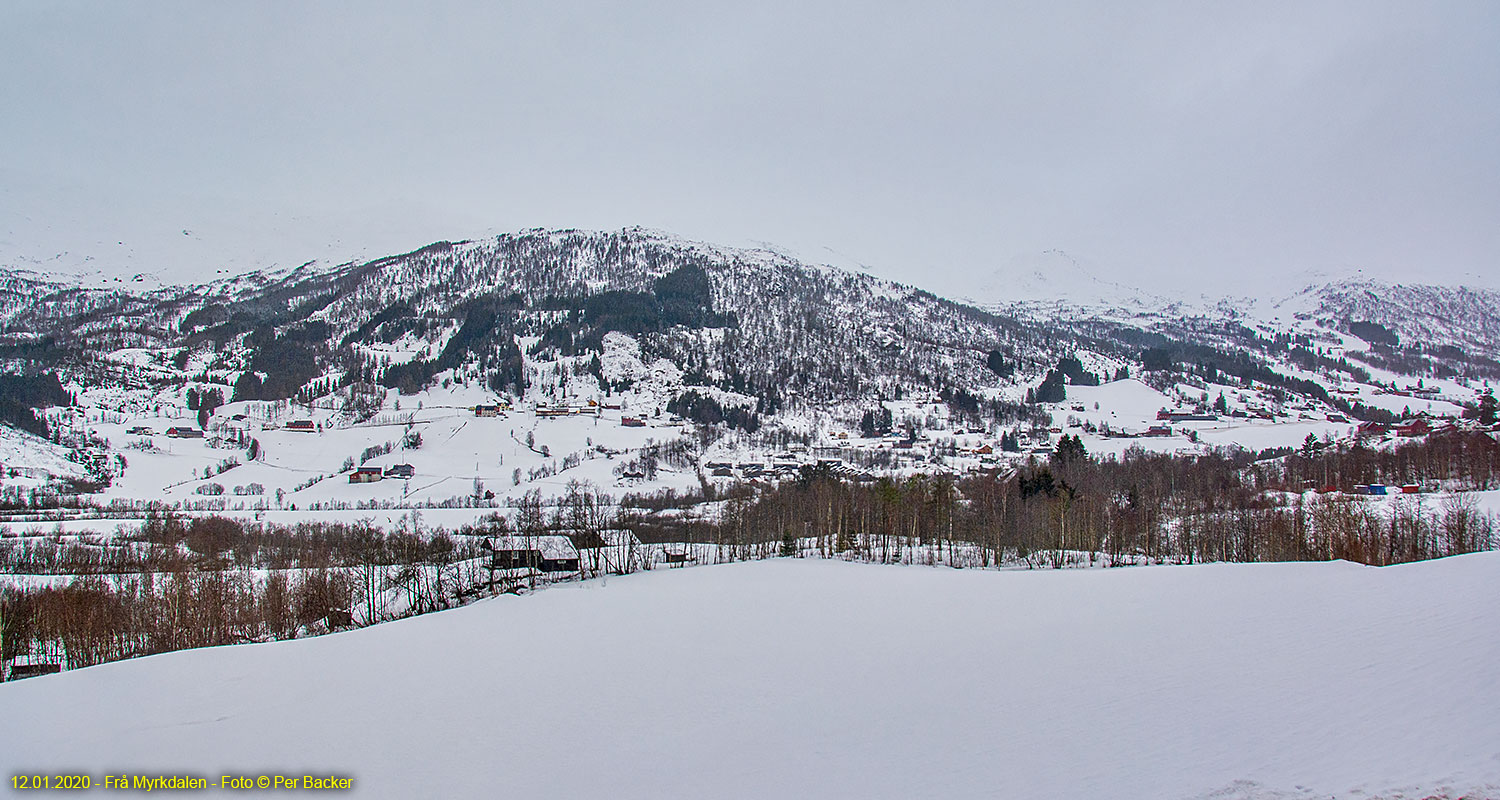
[4,557,1499,800]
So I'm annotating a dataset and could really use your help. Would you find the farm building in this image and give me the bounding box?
[4,657,61,681]
[1156,411,1218,422]
[1357,422,1389,438]
[286,419,316,432]
[483,535,580,573]
[474,405,503,417]
[1395,419,1431,437]
[349,466,384,484]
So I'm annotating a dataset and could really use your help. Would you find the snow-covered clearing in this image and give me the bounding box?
[0,424,87,481]
[3,555,1497,799]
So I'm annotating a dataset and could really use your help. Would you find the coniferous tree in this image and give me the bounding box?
[1053,434,1087,466]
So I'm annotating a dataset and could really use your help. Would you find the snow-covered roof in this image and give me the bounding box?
[486,534,577,560]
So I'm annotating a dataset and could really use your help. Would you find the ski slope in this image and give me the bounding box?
[3,555,1498,799]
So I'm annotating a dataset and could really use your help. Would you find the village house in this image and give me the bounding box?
[1394,419,1431,438]
[348,466,384,484]
[483,535,580,573]
[1357,421,1389,438]
[1157,410,1219,422]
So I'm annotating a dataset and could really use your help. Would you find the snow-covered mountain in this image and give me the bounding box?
[11,227,1495,394]
[3,227,1059,404]
[0,226,1494,497]
[969,248,1176,316]
[1255,279,1500,357]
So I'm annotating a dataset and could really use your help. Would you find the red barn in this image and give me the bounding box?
[348,466,384,484]
[1395,419,1430,437]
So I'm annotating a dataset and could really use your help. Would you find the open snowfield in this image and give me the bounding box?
[4,556,1498,799]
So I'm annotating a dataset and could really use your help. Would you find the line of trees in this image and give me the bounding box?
[0,514,481,576]
[2,568,347,670]
[0,483,626,674]
[1280,429,1499,491]
[628,431,1498,570]
[1,522,495,674]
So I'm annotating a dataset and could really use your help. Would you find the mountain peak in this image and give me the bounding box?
[965,249,1178,317]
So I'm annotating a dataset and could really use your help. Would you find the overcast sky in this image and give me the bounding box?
[3,1,1497,299]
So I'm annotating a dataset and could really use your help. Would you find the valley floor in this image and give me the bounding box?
[3,555,1498,799]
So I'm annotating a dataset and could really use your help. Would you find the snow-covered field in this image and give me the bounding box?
[4,555,1497,799]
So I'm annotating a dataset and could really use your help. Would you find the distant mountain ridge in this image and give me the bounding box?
[1266,280,1500,356]
[971,252,1500,366]
[968,248,1176,315]
[0,227,1496,431]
